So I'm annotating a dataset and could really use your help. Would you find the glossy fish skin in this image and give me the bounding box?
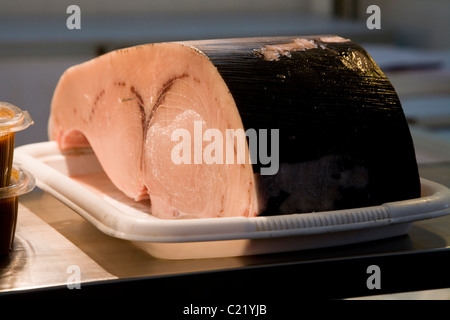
[182,36,421,214]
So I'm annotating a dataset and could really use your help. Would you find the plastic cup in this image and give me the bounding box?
[0,164,35,255]
[0,102,33,187]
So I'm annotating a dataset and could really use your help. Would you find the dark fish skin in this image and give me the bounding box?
[181,36,421,215]
[259,154,370,214]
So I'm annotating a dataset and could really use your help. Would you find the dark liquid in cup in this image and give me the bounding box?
[0,196,18,255]
[0,133,15,188]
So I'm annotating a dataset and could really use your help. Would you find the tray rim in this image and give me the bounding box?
[14,141,450,243]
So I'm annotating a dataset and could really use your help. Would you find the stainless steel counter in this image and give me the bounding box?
[0,204,115,292]
[1,133,450,305]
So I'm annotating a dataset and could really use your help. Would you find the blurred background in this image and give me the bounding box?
[1,0,450,164]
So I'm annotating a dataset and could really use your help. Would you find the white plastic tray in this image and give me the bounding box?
[14,142,450,259]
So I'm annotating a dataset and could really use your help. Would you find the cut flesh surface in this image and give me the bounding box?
[49,43,259,219]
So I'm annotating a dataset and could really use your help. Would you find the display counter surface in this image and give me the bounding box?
[1,160,449,302]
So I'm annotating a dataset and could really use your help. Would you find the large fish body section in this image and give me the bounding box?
[49,36,421,218]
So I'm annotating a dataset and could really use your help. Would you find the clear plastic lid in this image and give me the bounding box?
[0,164,36,199]
[0,102,34,133]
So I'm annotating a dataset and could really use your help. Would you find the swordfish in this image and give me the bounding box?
[49,36,421,219]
